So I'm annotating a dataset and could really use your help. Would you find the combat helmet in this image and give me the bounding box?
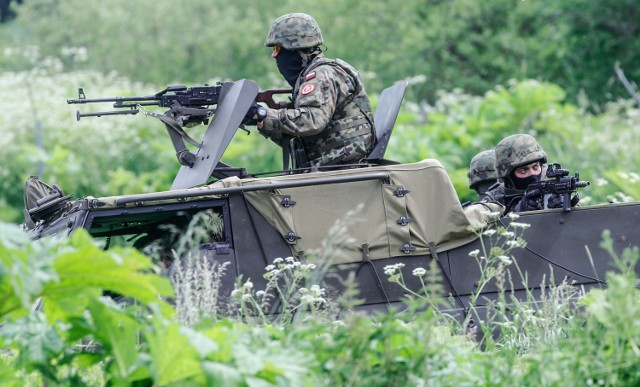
[467,150,498,190]
[265,13,323,50]
[495,134,547,181]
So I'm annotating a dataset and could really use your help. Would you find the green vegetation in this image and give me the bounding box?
[2,1,640,385]
[2,216,640,385]
[2,0,639,105]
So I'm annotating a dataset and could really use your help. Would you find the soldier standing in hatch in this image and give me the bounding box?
[467,149,498,200]
[481,133,579,214]
[256,13,375,169]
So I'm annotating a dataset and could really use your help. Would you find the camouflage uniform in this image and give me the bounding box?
[260,13,375,168]
[467,149,498,198]
[481,134,547,213]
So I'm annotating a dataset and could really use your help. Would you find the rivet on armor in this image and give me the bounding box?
[396,216,413,226]
[394,187,411,197]
[284,232,301,243]
[281,197,296,207]
[401,243,415,254]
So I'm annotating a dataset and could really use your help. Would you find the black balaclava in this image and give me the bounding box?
[276,48,304,87]
[510,172,541,190]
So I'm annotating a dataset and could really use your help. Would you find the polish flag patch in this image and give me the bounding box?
[305,71,316,81]
[301,83,316,95]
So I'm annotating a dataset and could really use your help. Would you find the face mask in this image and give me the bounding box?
[511,173,541,190]
[276,48,304,87]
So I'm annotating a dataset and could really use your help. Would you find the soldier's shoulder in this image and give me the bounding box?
[481,182,505,201]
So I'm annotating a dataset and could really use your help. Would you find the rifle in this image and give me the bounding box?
[67,83,291,167]
[523,163,590,212]
[68,83,291,120]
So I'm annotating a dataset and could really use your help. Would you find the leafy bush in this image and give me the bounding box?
[3,0,638,105]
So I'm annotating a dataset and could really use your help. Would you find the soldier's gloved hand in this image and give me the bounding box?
[513,194,542,212]
[242,102,267,126]
[546,193,564,209]
[571,193,580,207]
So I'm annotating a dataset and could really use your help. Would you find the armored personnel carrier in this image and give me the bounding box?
[22,80,640,321]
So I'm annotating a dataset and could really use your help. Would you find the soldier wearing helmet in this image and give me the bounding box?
[481,134,578,213]
[255,13,375,169]
[467,150,498,199]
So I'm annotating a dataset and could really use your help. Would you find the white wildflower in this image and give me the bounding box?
[265,264,276,272]
[383,263,405,276]
[507,212,520,220]
[255,290,266,298]
[498,255,512,265]
[242,294,252,301]
[273,257,284,264]
[412,267,427,277]
[468,249,480,258]
[300,294,315,304]
[310,285,325,296]
[243,280,253,290]
[384,266,396,276]
[302,263,317,271]
[506,240,522,247]
[500,230,515,238]
[285,257,295,263]
[483,229,497,236]
[510,222,531,229]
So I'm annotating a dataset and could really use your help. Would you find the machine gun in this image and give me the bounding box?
[68,83,290,120]
[67,82,291,169]
[523,163,590,212]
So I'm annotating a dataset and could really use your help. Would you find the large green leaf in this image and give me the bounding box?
[87,298,141,382]
[0,223,58,317]
[41,229,174,323]
[144,316,204,385]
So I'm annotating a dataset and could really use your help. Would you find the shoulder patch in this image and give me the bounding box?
[301,83,316,95]
[305,71,316,81]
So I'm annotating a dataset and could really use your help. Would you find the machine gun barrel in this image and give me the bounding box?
[76,109,139,121]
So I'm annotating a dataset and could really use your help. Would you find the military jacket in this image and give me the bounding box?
[261,54,375,167]
[481,183,525,214]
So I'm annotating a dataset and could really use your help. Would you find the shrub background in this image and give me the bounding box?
[0,0,639,222]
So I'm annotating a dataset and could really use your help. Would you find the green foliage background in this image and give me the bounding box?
[0,0,639,222]
[2,222,640,385]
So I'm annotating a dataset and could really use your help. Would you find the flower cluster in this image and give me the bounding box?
[264,257,317,280]
[298,284,326,306]
[383,263,405,276]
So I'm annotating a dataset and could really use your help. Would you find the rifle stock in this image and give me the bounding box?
[255,88,292,109]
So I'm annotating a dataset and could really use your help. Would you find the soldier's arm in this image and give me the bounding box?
[260,66,340,139]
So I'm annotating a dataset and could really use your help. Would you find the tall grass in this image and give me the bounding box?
[157,210,640,385]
